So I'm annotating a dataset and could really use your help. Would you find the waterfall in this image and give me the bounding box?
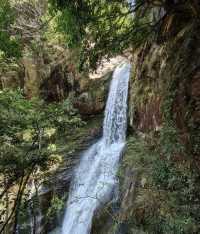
[61,62,131,234]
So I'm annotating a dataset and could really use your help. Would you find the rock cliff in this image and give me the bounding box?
[91,23,200,234]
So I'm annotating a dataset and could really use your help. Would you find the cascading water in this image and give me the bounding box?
[61,62,131,234]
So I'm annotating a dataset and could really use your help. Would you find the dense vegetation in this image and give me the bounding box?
[0,0,21,60]
[0,89,82,233]
[49,0,200,69]
[0,0,199,233]
[1,0,199,68]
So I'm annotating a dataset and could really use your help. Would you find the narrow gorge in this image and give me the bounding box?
[0,1,199,234]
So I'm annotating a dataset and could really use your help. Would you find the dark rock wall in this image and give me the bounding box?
[118,24,200,234]
[129,25,200,138]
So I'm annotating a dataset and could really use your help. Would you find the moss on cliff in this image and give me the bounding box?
[109,23,200,234]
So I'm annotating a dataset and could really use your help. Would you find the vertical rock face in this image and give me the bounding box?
[91,27,200,231]
[22,56,44,98]
[128,43,164,132]
[73,71,112,116]
[129,26,200,136]
[114,25,200,234]
[0,70,23,89]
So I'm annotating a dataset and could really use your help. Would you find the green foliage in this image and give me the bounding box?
[152,125,200,200]
[0,89,83,232]
[158,123,185,160]
[150,125,200,233]
[122,135,154,169]
[48,0,200,70]
[52,8,85,47]
[143,213,198,234]
[0,88,82,178]
[48,0,90,47]
[0,0,21,59]
[48,0,152,70]
[119,122,200,234]
[47,195,66,221]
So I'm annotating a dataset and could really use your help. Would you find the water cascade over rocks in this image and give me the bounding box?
[61,62,131,234]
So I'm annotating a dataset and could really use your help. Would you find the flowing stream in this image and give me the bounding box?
[61,62,131,234]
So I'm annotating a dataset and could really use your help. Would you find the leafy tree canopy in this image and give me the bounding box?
[0,89,83,233]
[49,0,200,70]
[0,0,21,60]
[49,0,138,69]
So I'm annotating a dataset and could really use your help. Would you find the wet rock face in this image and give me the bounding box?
[134,95,162,132]
[128,43,164,132]
[73,72,112,116]
[74,88,106,116]
[40,63,80,102]
[119,168,138,222]
[129,26,200,135]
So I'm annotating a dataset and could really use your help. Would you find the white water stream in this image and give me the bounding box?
[61,62,131,234]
